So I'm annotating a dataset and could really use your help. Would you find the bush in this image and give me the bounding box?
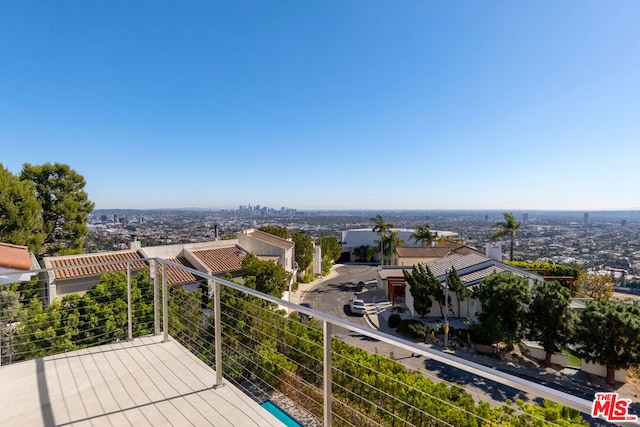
[391,305,405,313]
[387,313,401,328]
[396,319,427,340]
[468,322,493,345]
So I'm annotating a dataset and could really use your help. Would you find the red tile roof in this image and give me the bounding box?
[0,243,32,270]
[248,230,294,250]
[193,246,246,274]
[164,257,199,285]
[396,243,481,258]
[49,252,146,279]
[395,246,457,258]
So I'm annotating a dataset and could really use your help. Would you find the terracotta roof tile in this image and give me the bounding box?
[395,246,456,258]
[248,230,294,250]
[193,246,246,274]
[0,242,32,270]
[164,257,199,285]
[49,252,146,279]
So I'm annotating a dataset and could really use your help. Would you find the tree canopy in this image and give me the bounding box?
[0,164,45,252]
[403,264,443,317]
[320,235,342,262]
[20,163,94,255]
[370,214,392,265]
[474,272,530,346]
[241,253,291,296]
[292,231,314,274]
[410,223,434,247]
[528,281,573,366]
[573,300,640,385]
[575,271,614,300]
[490,212,521,261]
[258,225,290,239]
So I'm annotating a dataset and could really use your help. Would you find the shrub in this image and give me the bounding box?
[396,319,427,340]
[387,313,401,328]
[391,305,405,313]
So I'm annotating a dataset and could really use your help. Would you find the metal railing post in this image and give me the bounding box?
[324,320,333,427]
[154,259,160,335]
[127,263,133,341]
[162,263,169,343]
[214,280,223,387]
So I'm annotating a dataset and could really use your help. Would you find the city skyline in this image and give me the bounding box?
[1,2,639,211]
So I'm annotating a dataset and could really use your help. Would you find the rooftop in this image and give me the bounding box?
[0,242,32,270]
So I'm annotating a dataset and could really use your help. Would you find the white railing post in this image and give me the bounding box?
[162,263,169,343]
[324,320,332,427]
[154,259,160,336]
[127,263,133,341]
[214,280,223,387]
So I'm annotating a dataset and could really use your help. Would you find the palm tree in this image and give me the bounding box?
[491,212,522,261]
[410,223,434,247]
[370,214,392,265]
[382,230,404,265]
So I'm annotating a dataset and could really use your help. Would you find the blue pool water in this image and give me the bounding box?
[261,400,303,427]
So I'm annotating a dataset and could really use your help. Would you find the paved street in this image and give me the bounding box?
[297,264,608,420]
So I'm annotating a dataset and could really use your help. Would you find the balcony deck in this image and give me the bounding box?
[0,335,284,427]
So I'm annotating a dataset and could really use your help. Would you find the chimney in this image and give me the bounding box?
[485,243,502,261]
[130,237,141,251]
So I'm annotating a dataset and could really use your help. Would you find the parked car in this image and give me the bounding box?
[349,297,366,316]
[298,302,313,320]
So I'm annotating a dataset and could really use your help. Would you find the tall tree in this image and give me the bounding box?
[320,235,342,262]
[474,273,531,347]
[403,264,435,317]
[410,223,434,247]
[20,163,94,255]
[292,231,314,274]
[370,214,392,265]
[381,230,404,265]
[574,300,640,385]
[241,253,291,297]
[446,267,469,318]
[0,164,45,252]
[258,225,290,239]
[490,212,522,261]
[575,271,614,300]
[528,281,573,366]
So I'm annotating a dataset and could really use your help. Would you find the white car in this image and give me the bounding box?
[349,297,366,316]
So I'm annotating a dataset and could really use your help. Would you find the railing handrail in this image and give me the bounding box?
[1,257,595,418]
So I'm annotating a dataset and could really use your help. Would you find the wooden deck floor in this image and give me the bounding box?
[0,335,284,426]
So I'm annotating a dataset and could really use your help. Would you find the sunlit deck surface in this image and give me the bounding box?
[0,336,284,427]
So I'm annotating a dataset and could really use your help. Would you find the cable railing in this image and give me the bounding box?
[0,258,598,426]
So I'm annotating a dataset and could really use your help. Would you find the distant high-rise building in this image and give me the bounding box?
[584,212,590,225]
[621,219,628,226]
[522,213,529,224]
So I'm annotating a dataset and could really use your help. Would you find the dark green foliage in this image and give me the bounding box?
[573,300,640,384]
[387,313,401,328]
[446,266,469,317]
[474,272,530,346]
[410,223,434,247]
[320,235,342,262]
[396,319,427,340]
[0,164,45,252]
[507,261,580,279]
[8,270,154,363]
[292,231,314,274]
[20,162,94,255]
[490,212,521,261]
[241,253,291,296]
[403,264,444,317]
[258,225,290,239]
[528,281,573,365]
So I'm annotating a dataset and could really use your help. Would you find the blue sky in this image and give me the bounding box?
[1,1,639,210]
